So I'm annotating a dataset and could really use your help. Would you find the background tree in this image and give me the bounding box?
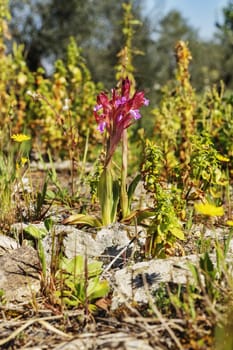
[8,0,225,101]
[215,0,233,89]
[9,0,153,88]
[145,10,222,98]
[9,0,94,71]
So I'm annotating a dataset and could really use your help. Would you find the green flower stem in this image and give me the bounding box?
[120,129,129,218]
[98,162,114,226]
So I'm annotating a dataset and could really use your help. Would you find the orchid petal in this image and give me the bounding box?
[116,96,127,107]
[130,109,141,120]
[94,78,149,157]
[117,114,123,122]
[97,121,106,133]
[94,104,103,112]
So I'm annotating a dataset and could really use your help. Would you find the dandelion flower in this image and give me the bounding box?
[216,154,230,162]
[11,134,31,142]
[226,220,233,227]
[20,157,28,166]
[194,202,224,217]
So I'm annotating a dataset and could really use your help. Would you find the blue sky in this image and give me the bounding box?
[146,0,229,39]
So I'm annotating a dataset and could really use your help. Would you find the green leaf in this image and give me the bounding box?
[200,252,214,274]
[60,256,103,279]
[61,256,84,276]
[87,261,103,278]
[187,262,201,286]
[88,304,98,313]
[127,174,141,207]
[121,208,155,224]
[44,217,54,232]
[38,239,47,277]
[45,189,56,200]
[64,279,77,292]
[169,226,185,240]
[111,179,120,223]
[87,278,110,300]
[223,229,233,256]
[98,167,114,225]
[62,213,102,227]
[24,225,47,240]
[56,255,109,310]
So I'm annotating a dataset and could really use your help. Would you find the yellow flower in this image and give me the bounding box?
[226,220,233,227]
[20,157,28,166]
[16,157,28,170]
[11,134,31,142]
[216,154,230,162]
[195,202,224,217]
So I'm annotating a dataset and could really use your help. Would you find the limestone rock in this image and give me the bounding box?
[112,254,199,309]
[0,246,40,303]
[0,234,18,254]
[54,333,154,350]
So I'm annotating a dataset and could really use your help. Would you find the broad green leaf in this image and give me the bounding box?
[24,225,47,240]
[170,226,184,240]
[87,261,103,277]
[98,167,114,225]
[62,213,102,227]
[88,278,110,300]
[61,256,103,279]
[61,256,84,276]
[121,208,155,224]
[111,179,120,223]
[127,174,141,207]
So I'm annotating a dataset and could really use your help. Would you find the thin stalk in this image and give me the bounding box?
[70,154,75,197]
[121,129,129,218]
[226,165,231,218]
[75,129,89,198]
[68,111,75,198]
[84,250,89,317]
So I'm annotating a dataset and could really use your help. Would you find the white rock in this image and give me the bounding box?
[0,234,18,251]
[112,254,199,309]
[0,246,40,303]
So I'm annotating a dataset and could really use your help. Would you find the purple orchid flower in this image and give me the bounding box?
[94,78,149,165]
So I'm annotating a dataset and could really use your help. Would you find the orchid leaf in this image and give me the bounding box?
[121,208,154,224]
[98,167,114,225]
[127,174,141,207]
[62,213,102,227]
[111,179,120,223]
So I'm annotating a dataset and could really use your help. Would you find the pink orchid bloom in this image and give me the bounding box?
[94,78,149,165]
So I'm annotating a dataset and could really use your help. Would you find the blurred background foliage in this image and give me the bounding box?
[7,0,233,95]
[1,0,233,159]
